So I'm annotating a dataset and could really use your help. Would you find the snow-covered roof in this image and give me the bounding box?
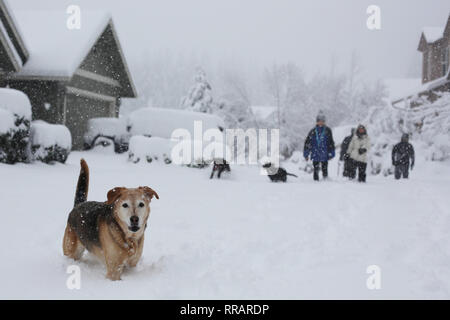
[422,27,444,43]
[11,10,111,78]
[0,14,21,68]
[0,0,29,62]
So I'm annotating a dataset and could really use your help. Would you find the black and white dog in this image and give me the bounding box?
[210,159,231,179]
[262,163,298,182]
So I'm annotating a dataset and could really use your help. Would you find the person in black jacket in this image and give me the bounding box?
[392,133,415,180]
[303,113,335,181]
[339,128,355,177]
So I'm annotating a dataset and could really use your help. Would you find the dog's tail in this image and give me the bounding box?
[286,172,298,178]
[74,159,89,207]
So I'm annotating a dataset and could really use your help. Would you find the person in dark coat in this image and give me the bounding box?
[340,128,355,177]
[303,113,335,181]
[392,133,415,180]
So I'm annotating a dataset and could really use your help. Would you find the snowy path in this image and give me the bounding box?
[1,151,450,299]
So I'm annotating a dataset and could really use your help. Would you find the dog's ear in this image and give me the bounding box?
[139,186,159,201]
[106,187,126,205]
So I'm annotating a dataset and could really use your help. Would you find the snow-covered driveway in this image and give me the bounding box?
[1,151,450,299]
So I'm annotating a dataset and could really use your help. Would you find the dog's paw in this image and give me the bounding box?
[106,273,122,281]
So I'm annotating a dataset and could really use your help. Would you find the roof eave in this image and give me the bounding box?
[0,0,29,63]
[417,33,428,52]
[6,74,71,82]
[107,19,137,98]
[444,14,450,38]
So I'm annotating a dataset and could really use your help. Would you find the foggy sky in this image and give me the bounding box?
[9,0,450,80]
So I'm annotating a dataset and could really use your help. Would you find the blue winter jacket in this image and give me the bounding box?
[303,126,335,162]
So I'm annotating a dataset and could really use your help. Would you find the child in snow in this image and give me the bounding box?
[346,125,370,182]
[392,133,415,180]
[340,128,355,178]
[303,113,335,181]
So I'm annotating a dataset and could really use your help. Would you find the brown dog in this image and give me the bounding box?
[63,159,159,280]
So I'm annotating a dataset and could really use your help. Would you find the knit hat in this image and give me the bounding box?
[356,124,367,137]
[401,133,409,142]
[316,112,326,123]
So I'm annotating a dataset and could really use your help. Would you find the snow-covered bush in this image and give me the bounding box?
[364,92,450,174]
[30,121,71,164]
[128,136,173,164]
[128,134,230,168]
[84,117,130,153]
[172,139,229,168]
[128,107,224,139]
[0,88,32,164]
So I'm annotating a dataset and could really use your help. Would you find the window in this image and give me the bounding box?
[443,46,450,76]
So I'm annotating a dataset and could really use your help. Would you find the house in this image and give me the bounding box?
[418,16,450,84]
[392,14,450,107]
[0,0,136,149]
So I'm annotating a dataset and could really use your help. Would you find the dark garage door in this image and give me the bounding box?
[65,94,113,150]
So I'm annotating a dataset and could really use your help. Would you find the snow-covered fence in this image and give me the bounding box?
[0,88,32,164]
[84,117,130,153]
[29,121,71,164]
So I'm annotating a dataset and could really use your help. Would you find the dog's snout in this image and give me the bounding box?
[130,216,139,225]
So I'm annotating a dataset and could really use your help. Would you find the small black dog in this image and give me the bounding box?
[210,159,231,179]
[262,163,298,182]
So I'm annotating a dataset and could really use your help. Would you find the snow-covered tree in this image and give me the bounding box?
[215,69,257,129]
[181,67,214,113]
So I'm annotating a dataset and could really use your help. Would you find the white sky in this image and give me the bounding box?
[8,0,450,80]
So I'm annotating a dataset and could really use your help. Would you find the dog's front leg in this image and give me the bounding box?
[127,237,144,268]
[104,250,127,280]
[105,259,125,281]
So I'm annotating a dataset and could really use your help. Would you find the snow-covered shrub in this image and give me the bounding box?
[128,134,229,168]
[30,121,71,164]
[0,88,32,164]
[84,117,130,153]
[172,139,229,168]
[128,136,173,164]
[128,107,224,139]
[364,92,450,174]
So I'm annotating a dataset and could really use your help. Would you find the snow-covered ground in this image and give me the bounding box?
[1,148,450,299]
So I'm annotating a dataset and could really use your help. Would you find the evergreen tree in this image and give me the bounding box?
[181,68,214,113]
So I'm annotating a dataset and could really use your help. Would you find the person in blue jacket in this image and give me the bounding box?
[303,113,336,181]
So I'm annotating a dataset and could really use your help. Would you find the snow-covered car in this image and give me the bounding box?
[127,107,225,139]
[0,88,32,164]
[84,117,130,153]
[30,120,72,164]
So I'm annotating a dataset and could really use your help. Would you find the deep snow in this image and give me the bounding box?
[1,149,450,299]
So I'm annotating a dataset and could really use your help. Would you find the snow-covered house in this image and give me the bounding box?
[418,15,450,84]
[392,14,450,107]
[0,0,136,149]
